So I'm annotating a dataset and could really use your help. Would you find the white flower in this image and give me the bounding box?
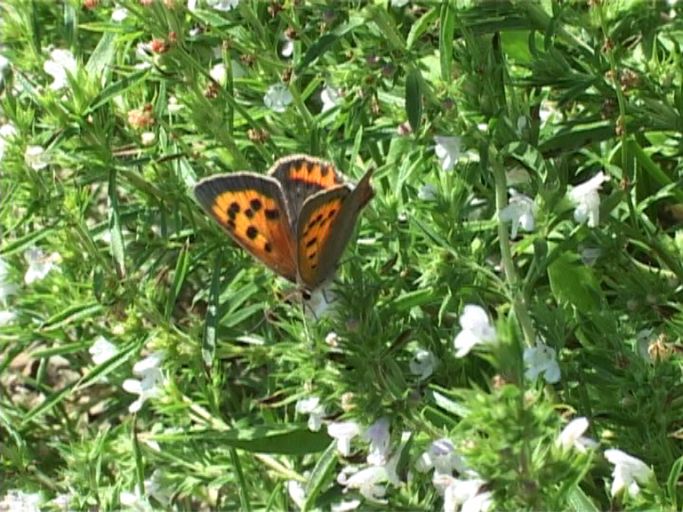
[286,480,306,510]
[167,96,183,114]
[499,189,534,239]
[364,417,391,466]
[453,305,496,358]
[568,172,610,228]
[120,490,152,512]
[321,85,341,112]
[145,470,172,506]
[539,99,560,125]
[43,49,77,90]
[604,449,654,497]
[295,396,325,431]
[0,257,17,305]
[122,351,165,413]
[328,421,361,456]
[416,438,467,476]
[0,123,18,161]
[434,136,461,172]
[281,37,294,58]
[140,131,156,146]
[264,83,293,113]
[24,247,61,284]
[391,0,410,6]
[209,63,227,85]
[207,0,240,10]
[111,6,128,21]
[0,309,16,326]
[51,493,72,509]
[523,340,561,384]
[338,465,388,503]
[0,54,10,78]
[417,184,438,201]
[556,417,597,453]
[409,349,436,380]
[434,476,493,512]
[304,286,337,318]
[89,336,118,365]
[325,331,340,347]
[0,490,42,512]
[24,145,48,170]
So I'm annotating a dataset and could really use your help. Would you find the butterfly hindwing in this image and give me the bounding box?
[194,173,297,282]
[270,155,344,222]
[294,167,375,290]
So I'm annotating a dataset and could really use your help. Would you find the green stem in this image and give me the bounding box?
[490,150,536,347]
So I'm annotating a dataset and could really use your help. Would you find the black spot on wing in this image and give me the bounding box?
[246,226,258,239]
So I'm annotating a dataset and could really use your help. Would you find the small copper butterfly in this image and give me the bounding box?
[194,154,375,291]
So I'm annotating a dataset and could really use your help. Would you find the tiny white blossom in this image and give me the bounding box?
[141,131,156,146]
[604,448,654,497]
[415,438,467,476]
[120,490,152,512]
[286,480,306,510]
[51,493,72,510]
[122,351,165,413]
[523,340,561,384]
[0,123,18,161]
[24,247,61,284]
[434,136,461,172]
[325,331,340,347]
[43,49,77,90]
[556,417,597,453]
[499,189,534,239]
[295,396,325,431]
[145,470,172,506]
[209,63,227,85]
[0,309,16,326]
[327,421,361,456]
[111,7,128,22]
[338,465,388,503]
[167,96,183,114]
[568,172,610,228]
[409,349,436,381]
[434,475,492,512]
[89,336,118,365]
[0,490,42,512]
[453,305,496,358]
[24,145,48,170]
[207,0,240,10]
[391,0,410,6]
[0,257,17,305]
[0,54,10,77]
[364,417,391,466]
[264,83,293,113]
[321,85,341,112]
[539,99,560,125]
[304,286,337,318]
[281,37,294,58]
[417,184,438,201]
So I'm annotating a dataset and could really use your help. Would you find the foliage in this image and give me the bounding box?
[1,0,682,510]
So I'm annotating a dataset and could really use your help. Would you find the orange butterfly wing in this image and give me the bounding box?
[295,167,375,290]
[194,173,297,282]
[269,155,344,217]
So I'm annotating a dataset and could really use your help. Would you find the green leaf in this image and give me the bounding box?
[302,442,338,512]
[405,67,423,133]
[108,168,126,279]
[439,1,455,81]
[156,426,331,455]
[547,253,602,313]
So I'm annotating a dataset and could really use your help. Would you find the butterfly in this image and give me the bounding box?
[194,154,375,292]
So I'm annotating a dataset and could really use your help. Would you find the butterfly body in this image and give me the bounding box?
[194,155,374,291]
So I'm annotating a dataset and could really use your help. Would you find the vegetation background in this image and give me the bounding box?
[1,0,682,510]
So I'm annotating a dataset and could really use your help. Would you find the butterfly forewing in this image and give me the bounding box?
[270,155,345,222]
[295,166,375,290]
[194,173,297,282]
